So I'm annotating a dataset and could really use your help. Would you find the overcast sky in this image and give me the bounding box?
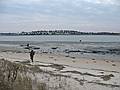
[0,0,120,32]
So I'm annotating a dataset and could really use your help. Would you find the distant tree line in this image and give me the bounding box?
[0,33,19,36]
[0,30,120,36]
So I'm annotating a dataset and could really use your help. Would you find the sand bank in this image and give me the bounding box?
[0,45,120,90]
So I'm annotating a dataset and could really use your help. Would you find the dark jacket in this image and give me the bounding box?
[30,50,35,56]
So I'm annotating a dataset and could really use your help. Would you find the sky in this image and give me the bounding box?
[0,0,120,33]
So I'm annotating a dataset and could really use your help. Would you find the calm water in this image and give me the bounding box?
[0,35,120,42]
[0,35,120,61]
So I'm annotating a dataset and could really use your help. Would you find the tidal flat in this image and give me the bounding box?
[0,42,120,90]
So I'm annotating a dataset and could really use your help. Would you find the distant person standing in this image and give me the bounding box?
[27,43,29,47]
[30,50,35,62]
[80,40,82,42]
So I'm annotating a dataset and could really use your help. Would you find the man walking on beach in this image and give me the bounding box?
[30,50,35,62]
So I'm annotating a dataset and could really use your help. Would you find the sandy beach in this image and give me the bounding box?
[1,0,120,89]
[0,44,120,90]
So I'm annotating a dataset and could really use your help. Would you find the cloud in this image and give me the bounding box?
[84,0,120,5]
[0,0,119,17]
[0,0,43,4]
[0,0,120,32]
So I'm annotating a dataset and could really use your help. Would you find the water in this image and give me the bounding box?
[0,35,120,61]
[0,35,120,42]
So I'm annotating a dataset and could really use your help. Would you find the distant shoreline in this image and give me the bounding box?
[0,34,120,36]
[0,30,120,36]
